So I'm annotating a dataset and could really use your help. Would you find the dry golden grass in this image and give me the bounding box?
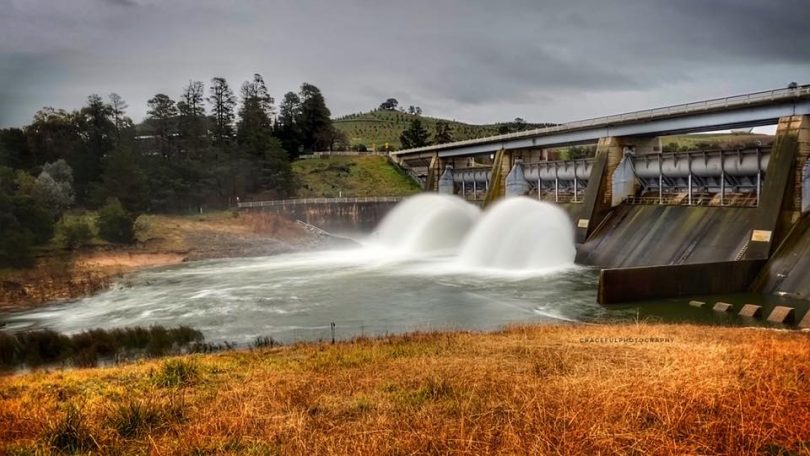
[1,323,809,455]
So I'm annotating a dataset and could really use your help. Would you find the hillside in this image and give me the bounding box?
[334,110,550,150]
[1,323,808,454]
[334,110,774,152]
[292,155,421,198]
[661,132,774,151]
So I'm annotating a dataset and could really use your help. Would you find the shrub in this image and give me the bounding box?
[56,218,94,250]
[97,198,134,244]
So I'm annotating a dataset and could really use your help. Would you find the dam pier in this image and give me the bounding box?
[393,85,810,325]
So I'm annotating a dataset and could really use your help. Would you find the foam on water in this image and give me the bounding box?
[372,193,481,253]
[457,197,576,271]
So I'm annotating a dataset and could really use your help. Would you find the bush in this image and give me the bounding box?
[56,218,94,250]
[97,198,134,244]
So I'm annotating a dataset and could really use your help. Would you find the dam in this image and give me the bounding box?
[393,84,810,327]
[6,86,809,344]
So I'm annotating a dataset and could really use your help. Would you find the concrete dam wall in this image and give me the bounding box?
[240,198,401,234]
[576,205,751,268]
[754,213,810,300]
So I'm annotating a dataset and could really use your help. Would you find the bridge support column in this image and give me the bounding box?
[743,115,808,259]
[483,149,512,206]
[574,136,660,243]
[425,153,443,192]
[574,138,622,243]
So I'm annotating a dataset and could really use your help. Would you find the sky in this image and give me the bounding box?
[1,0,809,128]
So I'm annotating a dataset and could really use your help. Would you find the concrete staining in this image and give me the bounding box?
[755,214,810,300]
[576,205,752,268]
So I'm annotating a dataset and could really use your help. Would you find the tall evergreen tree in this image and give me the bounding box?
[298,83,333,152]
[146,93,178,158]
[73,94,116,202]
[108,93,132,133]
[177,81,208,157]
[208,77,236,146]
[276,91,303,157]
[236,74,294,197]
[400,117,430,149]
[433,121,453,144]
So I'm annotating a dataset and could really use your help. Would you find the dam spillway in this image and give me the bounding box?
[393,89,810,324]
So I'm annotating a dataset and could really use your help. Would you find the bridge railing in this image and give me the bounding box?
[237,196,403,208]
[394,85,810,155]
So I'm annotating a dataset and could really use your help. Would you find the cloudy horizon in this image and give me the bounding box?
[1,0,809,128]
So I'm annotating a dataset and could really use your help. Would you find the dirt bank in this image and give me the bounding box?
[0,212,334,311]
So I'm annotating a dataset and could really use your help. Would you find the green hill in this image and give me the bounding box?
[334,110,550,150]
[292,155,421,198]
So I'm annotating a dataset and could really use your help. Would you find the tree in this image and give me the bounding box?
[236,75,294,197]
[33,160,75,218]
[208,77,237,145]
[73,95,116,203]
[0,128,30,169]
[400,117,430,149]
[237,74,275,152]
[177,81,208,157]
[108,93,132,135]
[97,198,135,244]
[433,121,453,145]
[379,98,399,111]
[26,108,80,169]
[276,91,303,158]
[146,93,178,158]
[101,148,148,212]
[298,83,333,152]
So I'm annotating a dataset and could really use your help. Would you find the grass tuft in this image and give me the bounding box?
[153,359,199,388]
[46,405,97,453]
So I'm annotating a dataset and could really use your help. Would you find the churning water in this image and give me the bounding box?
[2,195,630,343]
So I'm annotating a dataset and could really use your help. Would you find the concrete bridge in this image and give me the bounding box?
[393,84,810,320]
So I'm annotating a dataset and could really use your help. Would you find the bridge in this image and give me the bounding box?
[391,85,810,319]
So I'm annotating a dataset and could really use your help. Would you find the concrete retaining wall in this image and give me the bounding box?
[241,200,399,234]
[598,260,766,304]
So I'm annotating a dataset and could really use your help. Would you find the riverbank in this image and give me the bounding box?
[0,212,324,311]
[1,323,808,454]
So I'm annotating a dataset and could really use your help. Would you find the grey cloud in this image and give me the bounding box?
[1,0,809,127]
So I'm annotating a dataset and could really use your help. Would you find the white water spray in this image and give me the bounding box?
[458,197,576,270]
[373,193,481,253]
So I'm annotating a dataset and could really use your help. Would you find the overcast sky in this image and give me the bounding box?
[1,0,809,128]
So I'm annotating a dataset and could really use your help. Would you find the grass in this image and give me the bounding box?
[333,110,510,150]
[0,323,808,454]
[153,359,199,388]
[292,155,421,198]
[662,132,774,151]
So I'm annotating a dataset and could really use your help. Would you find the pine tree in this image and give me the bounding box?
[276,91,303,158]
[146,93,178,158]
[298,83,333,152]
[400,117,429,149]
[177,81,208,157]
[236,74,294,197]
[433,121,453,144]
[208,77,236,145]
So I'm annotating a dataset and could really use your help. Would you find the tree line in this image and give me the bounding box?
[0,75,339,267]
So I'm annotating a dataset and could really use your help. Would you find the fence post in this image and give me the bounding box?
[330,322,336,344]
